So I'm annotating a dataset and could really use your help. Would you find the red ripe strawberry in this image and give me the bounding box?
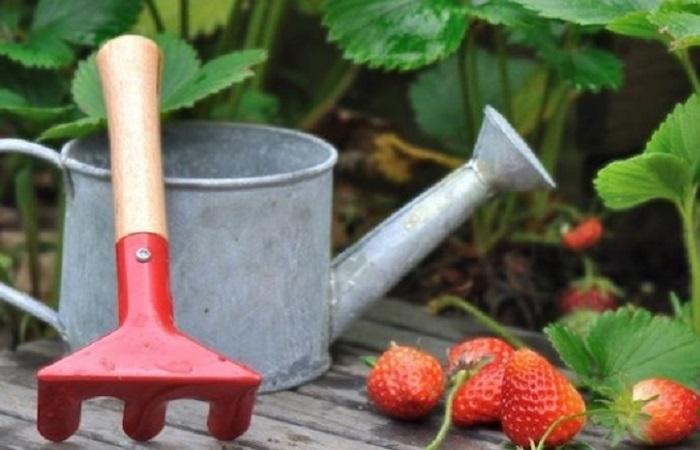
[562,217,603,251]
[558,284,618,314]
[501,349,586,447]
[366,345,444,420]
[447,337,514,426]
[632,378,700,446]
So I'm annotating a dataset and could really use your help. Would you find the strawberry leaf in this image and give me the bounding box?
[70,34,266,118]
[0,29,73,68]
[38,116,103,141]
[0,61,72,121]
[510,0,662,25]
[544,323,596,382]
[0,0,142,68]
[607,11,664,40]
[408,48,536,154]
[644,94,700,180]
[594,153,691,209]
[323,0,468,71]
[649,3,700,50]
[161,48,266,112]
[550,307,700,391]
[32,0,142,46]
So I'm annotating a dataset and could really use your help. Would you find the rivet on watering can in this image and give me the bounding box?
[135,248,151,262]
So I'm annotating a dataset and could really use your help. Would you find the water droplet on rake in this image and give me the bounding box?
[156,361,192,373]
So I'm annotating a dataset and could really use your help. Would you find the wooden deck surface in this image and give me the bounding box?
[0,298,698,449]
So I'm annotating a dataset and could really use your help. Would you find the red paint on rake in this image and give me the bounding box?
[37,233,261,441]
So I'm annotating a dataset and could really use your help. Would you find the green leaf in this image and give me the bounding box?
[644,94,700,175]
[32,0,143,46]
[556,48,623,92]
[409,49,536,154]
[607,11,664,40]
[162,48,266,112]
[544,323,596,381]
[465,0,535,27]
[586,308,700,389]
[71,55,104,117]
[510,0,662,25]
[38,116,103,141]
[132,0,235,37]
[70,34,267,117]
[594,153,691,209]
[323,0,468,71]
[0,29,73,68]
[0,0,142,68]
[235,88,281,123]
[0,61,72,121]
[650,8,700,50]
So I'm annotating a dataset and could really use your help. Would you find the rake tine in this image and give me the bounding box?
[207,389,257,440]
[123,399,167,441]
[37,383,82,442]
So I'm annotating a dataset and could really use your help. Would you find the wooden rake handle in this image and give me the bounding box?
[97,35,167,240]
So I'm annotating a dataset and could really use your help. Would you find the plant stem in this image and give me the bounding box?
[49,172,64,309]
[14,166,40,300]
[465,28,481,134]
[252,0,287,89]
[225,0,270,118]
[679,187,700,334]
[532,84,572,220]
[180,0,189,40]
[425,370,468,450]
[298,60,359,130]
[427,295,527,349]
[457,37,475,147]
[495,28,512,120]
[144,0,165,33]
[216,0,243,54]
[675,49,700,95]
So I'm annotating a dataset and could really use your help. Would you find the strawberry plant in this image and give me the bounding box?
[595,95,700,333]
[323,0,624,254]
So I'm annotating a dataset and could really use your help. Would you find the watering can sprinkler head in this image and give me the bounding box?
[472,106,556,192]
[330,105,556,339]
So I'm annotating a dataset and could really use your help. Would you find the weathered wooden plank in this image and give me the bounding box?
[0,350,389,450]
[363,298,559,360]
[0,376,241,449]
[0,412,120,450]
[3,302,700,450]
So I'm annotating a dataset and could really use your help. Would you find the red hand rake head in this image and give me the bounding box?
[37,36,261,442]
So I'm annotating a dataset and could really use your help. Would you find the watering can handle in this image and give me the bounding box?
[96,35,167,240]
[0,139,65,333]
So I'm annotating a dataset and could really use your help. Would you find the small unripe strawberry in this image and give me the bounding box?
[632,378,700,446]
[501,349,586,447]
[562,217,603,251]
[447,337,514,426]
[559,285,618,314]
[366,345,444,420]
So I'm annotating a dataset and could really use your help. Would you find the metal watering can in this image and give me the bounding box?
[0,107,554,391]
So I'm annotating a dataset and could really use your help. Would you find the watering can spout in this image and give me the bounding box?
[329,106,555,339]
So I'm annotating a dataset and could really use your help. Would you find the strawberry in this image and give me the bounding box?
[501,349,586,447]
[559,285,618,314]
[447,337,514,426]
[562,217,603,251]
[366,344,444,420]
[631,378,700,446]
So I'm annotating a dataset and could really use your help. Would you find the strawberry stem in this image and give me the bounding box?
[424,369,469,450]
[427,295,527,349]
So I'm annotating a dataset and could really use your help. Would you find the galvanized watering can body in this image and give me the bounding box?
[0,108,554,391]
